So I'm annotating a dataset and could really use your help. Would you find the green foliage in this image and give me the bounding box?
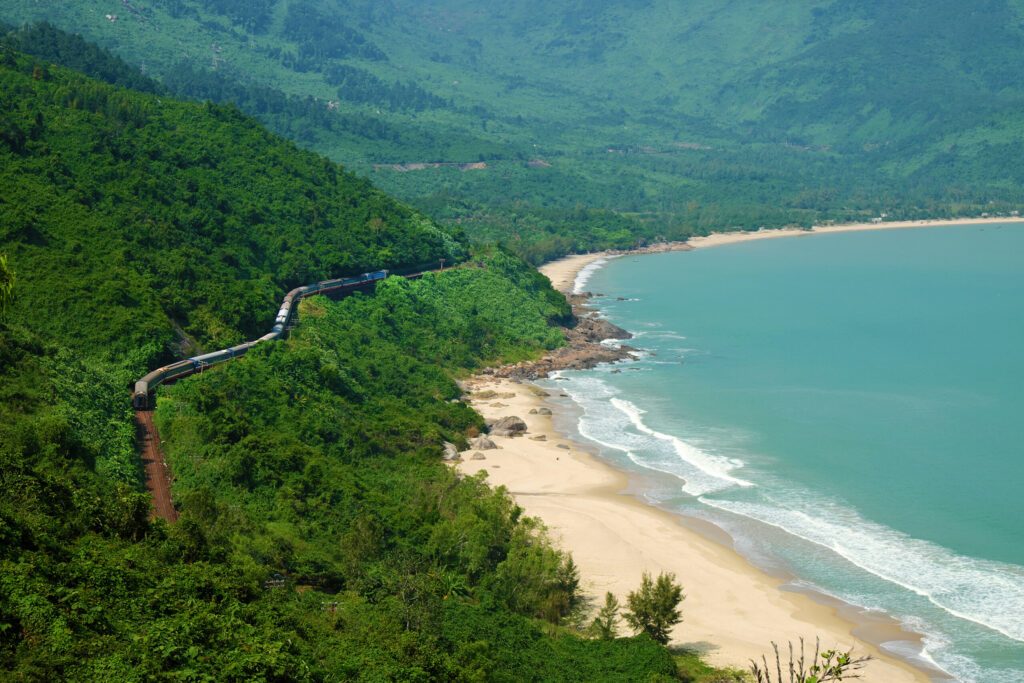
[750,639,870,683]
[0,40,686,678]
[0,253,13,317]
[624,571,685,645]
[674,649,749,683]
[1,21,163,94]
[0,48,461,358]
[590,591,621,640]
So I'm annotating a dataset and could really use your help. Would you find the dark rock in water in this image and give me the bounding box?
[572,315,632,343]
[469,435,499,450]
[616,296,626,301]
[489,416,528,437]
[611,369,622,374]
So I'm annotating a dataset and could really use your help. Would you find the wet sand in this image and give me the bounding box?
[458,378,934,681]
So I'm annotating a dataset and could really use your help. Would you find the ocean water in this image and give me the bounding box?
[548,225,1024,682]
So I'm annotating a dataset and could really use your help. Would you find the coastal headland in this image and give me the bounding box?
[452,219,1020,681]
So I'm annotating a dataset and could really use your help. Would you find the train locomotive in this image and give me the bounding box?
[132,270,388,409]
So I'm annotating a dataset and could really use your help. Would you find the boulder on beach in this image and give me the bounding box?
[489,416,528,437]
[470,452,486,461]
[442,442,460,461]
[530,435,547,441]
[468,435,499,450]
[474,390,516,400]
[556,444,571,450]
[529,408,538,414]
[537,407,552,416]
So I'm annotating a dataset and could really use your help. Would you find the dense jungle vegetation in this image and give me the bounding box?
[0,44,735,679]
[4,3,1024,262]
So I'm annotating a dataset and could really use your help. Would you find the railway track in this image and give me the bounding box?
[134,263,445,521]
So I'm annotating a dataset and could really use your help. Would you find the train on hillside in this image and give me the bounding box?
[132,270,389,409]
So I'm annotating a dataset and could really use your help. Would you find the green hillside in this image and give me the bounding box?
[4,1,1024,262]
[0,47,712,679]
[0,45,460,358]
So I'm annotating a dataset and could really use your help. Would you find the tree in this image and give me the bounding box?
[590,592,620,640]
[0,253,14,318]
[623,571,684,645]
[750,638,870,683]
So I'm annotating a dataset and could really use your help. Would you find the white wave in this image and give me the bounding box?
[559,375,750,496]
[611,398,753,493]
[572,255,621,294]
[699,495,1024,645]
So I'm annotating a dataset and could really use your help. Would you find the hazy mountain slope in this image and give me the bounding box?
[5,0,1023,262]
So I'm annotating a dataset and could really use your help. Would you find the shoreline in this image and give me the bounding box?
[452,225,1010,680]
[541,216,1024,294]
[456,377,937,682]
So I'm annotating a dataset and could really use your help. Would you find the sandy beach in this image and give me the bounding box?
[450,224,1007,680]
[541,216,1024,295]
[458,378,932,681]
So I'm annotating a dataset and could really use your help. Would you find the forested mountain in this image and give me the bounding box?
[0,43,460,358]
[5,2,1024,261]
[0,47,702,679]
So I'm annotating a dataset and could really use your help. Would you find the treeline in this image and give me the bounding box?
[0,21,162,94]
[282,1,387,68]
[327,63,448,112]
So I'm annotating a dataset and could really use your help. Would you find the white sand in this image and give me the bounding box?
[458,379,932,681]
[688,217,1024,250]
[452,225,1003,679]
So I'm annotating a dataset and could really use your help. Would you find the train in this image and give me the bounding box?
[132,270,389,409]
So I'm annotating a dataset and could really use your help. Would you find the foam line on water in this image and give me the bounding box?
[698,495,1024,644]
[611,398,753,491]
[572,255,621,294]
[560,376,750,496]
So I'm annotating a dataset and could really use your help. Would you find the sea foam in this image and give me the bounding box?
[561,376,750,496]
[572,255,620,294]
[699,494,1024,645]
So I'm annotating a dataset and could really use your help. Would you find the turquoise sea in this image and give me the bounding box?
[547,225,1024,682]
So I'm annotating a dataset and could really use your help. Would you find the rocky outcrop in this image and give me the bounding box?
[468,435,499,450]
[488,416,528,437]
[479,291,641,380]
[473,390,516,400]
[572,315,632,343]
[442,442,461,461]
